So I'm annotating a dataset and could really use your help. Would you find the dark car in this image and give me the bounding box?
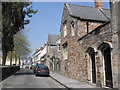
[34,64,49,76]
[33,63,43,73]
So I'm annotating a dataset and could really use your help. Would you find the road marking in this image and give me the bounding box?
[49,77,62,88]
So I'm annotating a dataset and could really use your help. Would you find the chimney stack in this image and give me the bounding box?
[94,0,102,10]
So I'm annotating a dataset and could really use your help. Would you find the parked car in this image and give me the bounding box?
[33,63,44,73]
[34,64,49,76]
[30,65,35,69]
[23,65,30,69]
[25,65,29,69]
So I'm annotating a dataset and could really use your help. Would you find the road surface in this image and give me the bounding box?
[1,68,66,89]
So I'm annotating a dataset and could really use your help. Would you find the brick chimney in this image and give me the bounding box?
[94,0,102,10]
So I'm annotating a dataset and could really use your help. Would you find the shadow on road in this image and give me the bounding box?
[35,75,50,77]
[13,72,34,75]
[13,69,34,76]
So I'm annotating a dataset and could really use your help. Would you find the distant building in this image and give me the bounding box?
[32,48,43,65]
[45,34,61,72]
[32,43,48,65]
[38,43,47,63]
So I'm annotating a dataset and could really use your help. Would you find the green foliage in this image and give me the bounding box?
[2,2,37,65]
[14,31,31,59]
[2,2,37,36]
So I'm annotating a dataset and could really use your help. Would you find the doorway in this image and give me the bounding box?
[98,42,113,88]
[102,46,113,88]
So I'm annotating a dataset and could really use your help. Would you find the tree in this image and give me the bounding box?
[2,2,37,65]
[7,31,31,65]
[14,31,31,59]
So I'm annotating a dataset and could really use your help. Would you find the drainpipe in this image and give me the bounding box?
[86,20,89,34]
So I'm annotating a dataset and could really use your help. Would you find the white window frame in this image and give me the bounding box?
[71,22,75,37]
[63,24,67,37]
[63,50,68,60]
[58,45,61,51]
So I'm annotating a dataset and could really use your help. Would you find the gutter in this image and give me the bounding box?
[50,75,71,90]
[100,9,111,21]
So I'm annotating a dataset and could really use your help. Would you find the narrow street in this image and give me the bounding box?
[1,1,120,89]
[1,69,65,89]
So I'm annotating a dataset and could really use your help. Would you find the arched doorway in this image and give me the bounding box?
[87,47,96,84]
[98,42,113,88]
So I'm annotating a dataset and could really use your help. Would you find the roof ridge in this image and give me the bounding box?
[68,3,110,10]
[68,3,95,9]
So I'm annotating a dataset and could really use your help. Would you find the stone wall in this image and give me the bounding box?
[110,2,120,89]
[60,3,119,88]
[46,44,61,72]
[0,66,20,81]
[60,2,119,88]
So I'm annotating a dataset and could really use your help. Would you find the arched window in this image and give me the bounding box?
[63,20,67,37]
[87,47,96,84]
[71,21,75,37]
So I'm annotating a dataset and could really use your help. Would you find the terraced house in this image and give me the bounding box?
[47,34,61,72]
[60,1,119,88]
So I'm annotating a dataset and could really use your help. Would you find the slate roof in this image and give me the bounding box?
[66,3,110,21]
[101,9,111,19]
[48,34,60,46]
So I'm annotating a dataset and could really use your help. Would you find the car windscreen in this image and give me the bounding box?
[38,65,48,70]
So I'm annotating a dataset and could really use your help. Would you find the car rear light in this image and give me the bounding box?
[35,69,41,71]
[46,70,49,72]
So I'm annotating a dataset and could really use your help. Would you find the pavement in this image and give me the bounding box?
[50,72,97,89]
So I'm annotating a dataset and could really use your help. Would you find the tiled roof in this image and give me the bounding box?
[66,3,110,21]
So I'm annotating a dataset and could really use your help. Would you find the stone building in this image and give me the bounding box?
[60,1,119,88]
[0,32,2,65]
[110,1,120,89]
[0,2,2,65]
[46,34,61,72]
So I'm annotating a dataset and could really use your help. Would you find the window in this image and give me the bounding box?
[63,51,68,60]
[58,45,61,51]
[87,47,96,84]
[62,42,68,49]
[71,21,75,37]
[63,25,67,37]
[63,20,67,37]
[62,42,68,60]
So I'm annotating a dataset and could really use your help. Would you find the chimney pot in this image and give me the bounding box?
[95,0,102,10]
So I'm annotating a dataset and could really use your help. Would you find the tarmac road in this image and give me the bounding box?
[1,68,66,90]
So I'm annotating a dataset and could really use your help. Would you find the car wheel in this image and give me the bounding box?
[35,73,39,76]
[35,74,38,76]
